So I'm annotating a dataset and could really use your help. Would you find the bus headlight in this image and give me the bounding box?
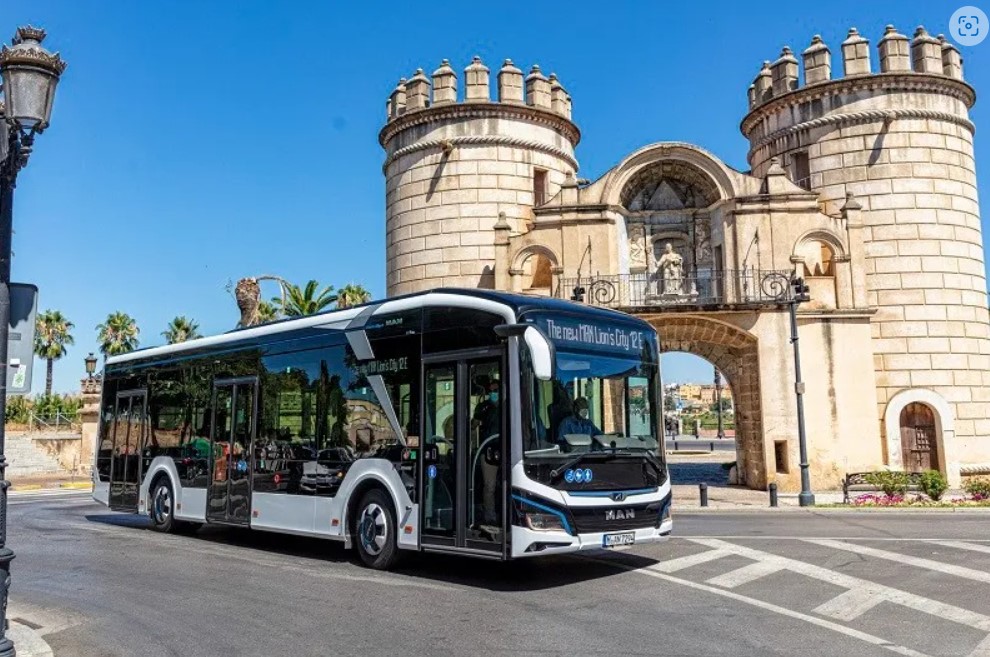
[524,512,567,532]
[657,496,672,527]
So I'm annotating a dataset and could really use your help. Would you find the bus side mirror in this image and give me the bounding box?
[523,326,554,381]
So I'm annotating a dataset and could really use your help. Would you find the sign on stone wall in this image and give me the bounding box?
[8,283,38,394]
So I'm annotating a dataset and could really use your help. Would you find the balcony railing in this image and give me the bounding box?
[557,269,795,310]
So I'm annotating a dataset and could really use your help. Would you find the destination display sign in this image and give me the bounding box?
[531,314,653,358]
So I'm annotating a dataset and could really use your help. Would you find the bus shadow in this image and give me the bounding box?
[82,513,660,590]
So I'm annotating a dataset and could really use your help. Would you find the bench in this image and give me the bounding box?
[842,471,924,503]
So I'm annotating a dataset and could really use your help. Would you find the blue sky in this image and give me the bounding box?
[5,0,987,391]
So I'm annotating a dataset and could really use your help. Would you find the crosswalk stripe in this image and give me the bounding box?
[586,554,931,657]
[691,538,990,632]
[929,540,990,556]
[806,538,990,585]
[650,548,732,573]
[968,632,990,657]
[814,588,885,622]
[705,561,784,589]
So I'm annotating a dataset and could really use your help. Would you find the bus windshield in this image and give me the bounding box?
[525,350,660,459]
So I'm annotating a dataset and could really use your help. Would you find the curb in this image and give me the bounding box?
[8,620,54,657]
[11,481,90,492]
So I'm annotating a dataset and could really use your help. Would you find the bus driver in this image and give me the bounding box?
[557,397,601,443]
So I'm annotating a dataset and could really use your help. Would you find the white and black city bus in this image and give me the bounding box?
[93,289,671,569]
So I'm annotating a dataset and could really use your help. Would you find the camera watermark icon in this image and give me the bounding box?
[951,6,988,45]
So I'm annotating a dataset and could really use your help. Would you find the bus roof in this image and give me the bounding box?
[105,288,652,367]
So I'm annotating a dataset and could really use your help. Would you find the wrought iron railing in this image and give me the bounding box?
[556,269,795,309]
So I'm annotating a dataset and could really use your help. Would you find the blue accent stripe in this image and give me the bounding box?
[512,494,574,535]
[567,487,658,498]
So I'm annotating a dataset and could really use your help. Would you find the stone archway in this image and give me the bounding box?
[646,314,766,489]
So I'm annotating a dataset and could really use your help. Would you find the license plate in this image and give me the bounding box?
[603,532,636,548]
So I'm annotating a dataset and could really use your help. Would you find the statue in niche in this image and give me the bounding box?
[658,243,684,295]
[628,225,646,269]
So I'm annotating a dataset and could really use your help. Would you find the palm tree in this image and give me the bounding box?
[256,300,279,324]
[33,310,74,396]
[162,316,202,344]
[96,312,140,358]
[335,283,372,309]
[275,280,336,317]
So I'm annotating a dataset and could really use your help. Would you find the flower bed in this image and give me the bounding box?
[850,493,990,508]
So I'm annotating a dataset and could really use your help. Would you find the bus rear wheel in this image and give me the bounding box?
[150,477,178,533]
[354,488,400,570]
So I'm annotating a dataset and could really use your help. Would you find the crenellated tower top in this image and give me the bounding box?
[379,56,579,149]
[744,25,970,115]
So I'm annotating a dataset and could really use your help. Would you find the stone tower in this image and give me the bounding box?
[380,57,580,295]
[741,25,990,478]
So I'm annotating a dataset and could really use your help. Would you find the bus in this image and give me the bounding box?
[93,289,671,569]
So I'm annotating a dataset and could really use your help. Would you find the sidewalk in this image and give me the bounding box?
[8,474,91,493]
[8,620,54,657]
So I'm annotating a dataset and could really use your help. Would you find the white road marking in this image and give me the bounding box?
[588,554,930,657]
[691,538,990,632]
[651,548,733,573]
[813,588,886,622]
[705,560,784,589]
[806,538,990,585]
[674,536,990,543]
[968,632,990,657]
[930,541,990,555]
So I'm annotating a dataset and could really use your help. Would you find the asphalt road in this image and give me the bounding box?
[9,490,990,657]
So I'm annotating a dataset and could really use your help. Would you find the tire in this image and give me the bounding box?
[353,488,401,570]
[149,476,178,533]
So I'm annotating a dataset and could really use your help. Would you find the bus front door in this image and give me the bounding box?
[108,390,147,511]
[421,352,505,556]
[207,378,258,525]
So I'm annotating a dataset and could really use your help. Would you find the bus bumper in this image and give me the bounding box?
[510,518,672,559]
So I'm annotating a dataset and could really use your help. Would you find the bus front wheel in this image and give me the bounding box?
[354,488,400,570]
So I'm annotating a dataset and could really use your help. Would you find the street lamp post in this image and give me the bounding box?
[0,26,66,657]
[789,274,814,507]
[713,367,725,440]
[85,352,97,379]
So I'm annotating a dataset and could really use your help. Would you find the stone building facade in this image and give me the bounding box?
[379,26,990,491]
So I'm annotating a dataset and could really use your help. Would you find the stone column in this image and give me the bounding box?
[79,376,102,474]
[494,212,512,291]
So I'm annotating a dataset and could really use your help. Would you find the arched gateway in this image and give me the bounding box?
[647,315,766,488]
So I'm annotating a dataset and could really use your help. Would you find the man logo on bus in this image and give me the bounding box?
[605,509,635,521]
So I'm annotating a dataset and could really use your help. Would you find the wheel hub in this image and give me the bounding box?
[358,502,387,556]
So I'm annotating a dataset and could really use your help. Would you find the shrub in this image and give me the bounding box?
[964,477,990,499]
[863,470,911,497]
[919,470,948,501]
[720,461,736,471]
[4,395,30,424]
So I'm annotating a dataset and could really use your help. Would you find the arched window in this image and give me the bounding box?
[800,240,834,277]
[515,248,558,294]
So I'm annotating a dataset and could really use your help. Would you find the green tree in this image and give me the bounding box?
[34,310,75,396]
[162,316,202,344]
[336,283,372,309]
[275,280,336,317]
[256,300,279,324]
[96,311,140,357]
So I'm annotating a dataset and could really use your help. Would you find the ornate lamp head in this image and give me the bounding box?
[84,352,97,378]
[0,26,67,132]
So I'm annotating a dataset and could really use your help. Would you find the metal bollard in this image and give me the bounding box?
[674,440,679,451]
[709,442,714,452]
[769,482,778,508]
[700,482,709,507]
